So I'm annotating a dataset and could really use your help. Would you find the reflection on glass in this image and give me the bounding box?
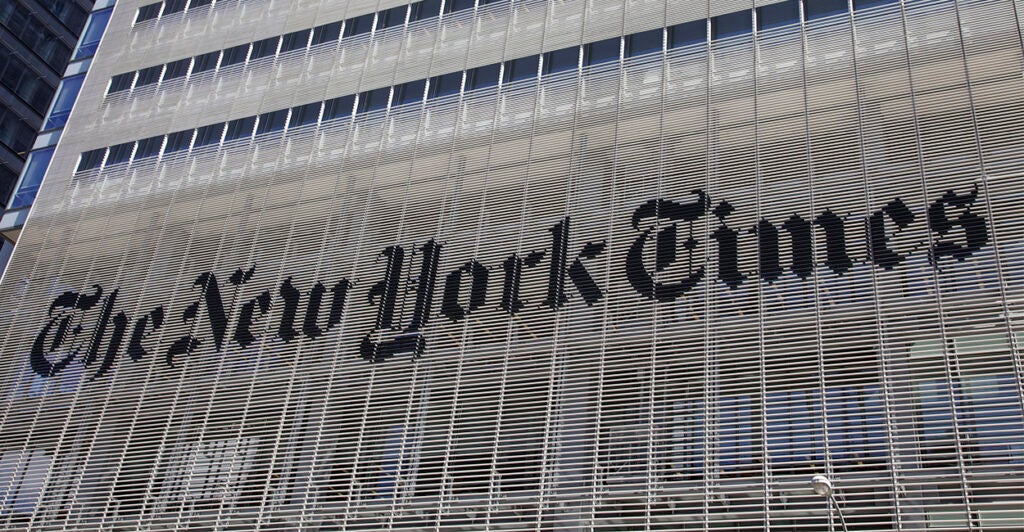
[74,8,112,59]
[43,75,85,130]
[11,147,54,208]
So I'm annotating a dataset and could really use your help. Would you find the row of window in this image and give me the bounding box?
[112,0,901,97]
[135,0,214,24]
[87,0,902,172]
[0,1,73,74]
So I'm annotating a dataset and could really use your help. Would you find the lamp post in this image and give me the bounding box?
[811,475,850,532]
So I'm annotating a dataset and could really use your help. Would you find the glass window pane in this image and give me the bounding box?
[804,0,848,20]
[757,0,800,30]
[377,6,408,29]
[75,8,112,59]
[396,79,426,105]
[225,117,255,141]
[165,130,194,153]
[250,37,279,60]
[221,44,249,67]
[193,51,220,74]
[429,72,463,98]
[467,63,500,89]
[193,124,224,147]
[164,58,191,80]
[712,10,752,40]
[544,47,579,74]
[411,0,442,21]
[164,0,187,14]
[135,65,162,87]
[135,135,164,160]
[290,102,322,127]
[189,0,212,8]
[44,74,84,130]
[11,148,54,207]
[627,28,663,57]
[853,0,899,10]
[358,88,391,113]
[108,72,135,94]
[584,37,620,66]
[281,30,310,52]
[312,22,342,45]
[323,95,355,121]
[135,3,161,23]
[76,147,103,173]
[256,110,288,134]
[445,0,475,14]
[503,55,539,83]
[345,14,375,37]
[107,142,134,165]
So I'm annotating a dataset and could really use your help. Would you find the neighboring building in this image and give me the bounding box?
[0,0,1021,530]
[0,0,109,271]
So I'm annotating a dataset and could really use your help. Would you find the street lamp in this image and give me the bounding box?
[811,475,849,532]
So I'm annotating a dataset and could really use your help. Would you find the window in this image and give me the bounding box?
[135,135,164,160]
[256,110,288,134]
[544,47,579,74]
[164,58,191,81]
[712,11,752,40]
[584,37,620,66]
[503,55,539,83]
[445,0,475,14]
[466,63,500,90]
[668,398,705,480]
[377,5,408,30]
[358,88,391,113]
[311,22,342,46]
[281,29,310,53]
[192,51,220,74]
[75,8,112,59]
[135,3,161,23]
[44,74,85,130]
[854,0,899,10]
[135,65,163,87]
[224,117,255,141]
[345,14,375,37]
[804,0,848,20]
[108,72,135,94]
[193,123,224,148]
[249,37,279,61]
[11,148,54,207]
[165,130,194,153]
[323,95,355,121]
[77,147,105,172]
[290,102,322,127]
[826,384,887,472]
[106,142,134,165]
[719,394,760,474]
[394,80,426,106]
[0,450,51,515]
[429,72,463,98]
[411,0,442,21]
[627,28,663,57]
[757,0,800,30]
[220,44,249,67]
[163,0,187,14]
[190,0,213,8]
[766,390,824,466]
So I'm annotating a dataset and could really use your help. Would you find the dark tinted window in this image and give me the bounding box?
[221,44,249,67]
[165,130,194,153]
[584,37,620,66]
[194,123,223,147]
[503,55,539,83]
[135,135,164,159]
[290,102,322,127]
[78,148,106,171]
[411,0,442,21]
[107,142,134,165]
[189,0,212,8]
[627,28,662,57]
[45,75,85,130]
[323,95,355,120]
[164,0,187,14]
[136,65,163,87]
[429,72,463,97]
[136,3,161,22]
[757,0,800,30]
[805,0,849,19]
[445,0,475,14]
[250,37,279,60]
[225,117,256,140]
[312,22,342,45]
[377,5,407,29]
[670,20,707,49]
[395,79,426,105]
[853,0,898,9]
[346,14,375,37]
[75,8,112,59]
[164,58,191,80]
[193,51,220,73]
[109,72,135,94]
[466,63,500,90]
[358,88,391,113]
[544,47,579,74]
[256,109,288,134]
[281,29,310,52]
[712,11,752,40]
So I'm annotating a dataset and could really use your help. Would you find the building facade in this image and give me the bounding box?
[0,0,1021,529]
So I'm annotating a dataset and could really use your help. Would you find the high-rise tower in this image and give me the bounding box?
[0,0,1021,529]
